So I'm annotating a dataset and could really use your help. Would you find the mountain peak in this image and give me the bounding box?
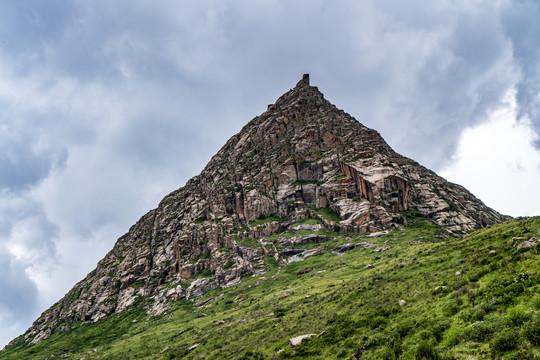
[296,73,310,87]
[16,76,507,346]
[268,73,328,114]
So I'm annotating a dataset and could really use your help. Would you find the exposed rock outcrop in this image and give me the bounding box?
[515,236,539,249]
[289,334,317,347]
[21,74,507,344]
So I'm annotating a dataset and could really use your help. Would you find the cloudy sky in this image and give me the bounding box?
[2,0,540,347]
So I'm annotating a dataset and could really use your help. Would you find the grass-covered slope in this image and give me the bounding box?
[2,216,540,359]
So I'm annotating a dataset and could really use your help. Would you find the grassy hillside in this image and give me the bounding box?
[2,216,540,359]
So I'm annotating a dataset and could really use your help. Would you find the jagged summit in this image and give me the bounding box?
[267,73,331,115]
[15,75,506,345]
[297,73,310,87]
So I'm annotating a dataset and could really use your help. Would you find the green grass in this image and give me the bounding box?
[249,214,282,227]
[3,217,540,359]
[292,180,323,186]
[291,218,322,227]
[315,207,340,223]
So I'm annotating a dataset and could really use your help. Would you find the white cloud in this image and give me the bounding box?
[441,90,540,217]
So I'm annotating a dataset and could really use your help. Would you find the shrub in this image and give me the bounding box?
[442,324,462,347]
[523,317,540,346]
[379,345,400,360]
[442,302,459,316]
[415,340,440,360]
[531,294,540,310]
[430,319,450,342]
[223,259,235,270]
[462,321,493,342]
[508,305,531,326]
[274,308,286,318]
[315,207,340,222]
[238,350,265,360]
[395,318,415,338]
[490,328,518,354]
[459,307,486,323]
[461,314,508,343]
[473,308,487,322]
[484,275,526,306]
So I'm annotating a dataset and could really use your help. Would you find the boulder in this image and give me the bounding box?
[516,237,539,250]
[289,334,317,347]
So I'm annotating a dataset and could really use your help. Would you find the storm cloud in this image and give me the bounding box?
[1,0,540,347]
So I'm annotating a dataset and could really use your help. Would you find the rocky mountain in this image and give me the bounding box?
[19,74,506,346]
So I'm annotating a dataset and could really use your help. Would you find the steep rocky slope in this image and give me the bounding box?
[19,75,506,345]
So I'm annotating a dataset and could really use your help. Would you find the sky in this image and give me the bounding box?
[1,0,540,348]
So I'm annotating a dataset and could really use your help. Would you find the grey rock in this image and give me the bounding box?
[287,249,321,263]
[280,234,330,247]
[291,223,323,231]
[289,334,317,347]
[332,242,375,256]
[516,237,539,249]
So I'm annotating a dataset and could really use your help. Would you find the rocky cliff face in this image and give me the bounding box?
[21,74,507,344]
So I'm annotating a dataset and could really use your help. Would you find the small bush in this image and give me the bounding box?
[473,308,487,322]
[442,324,462,347]
[531,294,540,310]
[415,340,440,360]
[442,302,459,316]
[379,345,400,360]
[462,314,508,343]
[315,207,340,222]
[430,319,450,342]
[463,322,492,342]
[523,317,540,346]
[508,305,531,326]
[223,259,235,270]
[274,308,286,318]
[238,350,265,360]
[490,328,518,354]
[395,318,415,338]
[484,275,526,306]
[459,307,486,323]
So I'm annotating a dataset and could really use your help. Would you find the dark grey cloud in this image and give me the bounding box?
[0,1,77,75]
[0,139,67,192]
[0,194,59,266]
[0,251,40,315]
[0,250,41,348]
[0,94,69,192]
[500,0,540,145]
[0,194,59,347]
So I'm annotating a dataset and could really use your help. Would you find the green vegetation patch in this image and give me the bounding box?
[315,207,341,222]
[291,218,323,227]
[292,180,323,186]
[249,213,282,227]
[3,217,540,359]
